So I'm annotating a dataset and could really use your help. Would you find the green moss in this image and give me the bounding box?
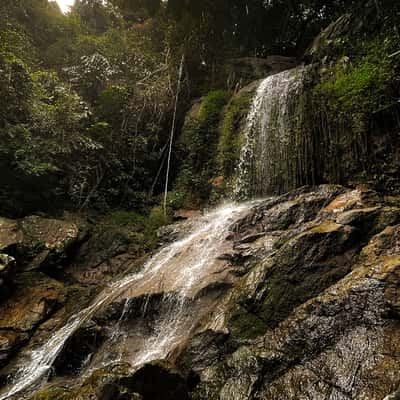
[314,37,395,127]
[300,29,400,192]
[218,93,251,178]
[98,207,172,253]
[176,90,230,207]
[198,90,231,125]
[227,304,268,340]
[32,388,70,400]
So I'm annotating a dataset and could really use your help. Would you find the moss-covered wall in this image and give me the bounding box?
[173,85,254,207]
[173,90,230,207]
[303,16,400,193]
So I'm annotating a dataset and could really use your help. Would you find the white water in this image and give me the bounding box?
[235,66,306,198]
[0,201,257,400]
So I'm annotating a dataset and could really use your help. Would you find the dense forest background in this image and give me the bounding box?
[0,0,399,218]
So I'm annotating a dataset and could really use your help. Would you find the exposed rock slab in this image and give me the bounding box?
[1,185,400,400]
[0,273,66,367]
[181,187,400,400]
[0,215,85,273]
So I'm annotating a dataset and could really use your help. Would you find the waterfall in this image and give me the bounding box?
[235,66,307,198]
[0,66,309,400]
[0,201,258,400]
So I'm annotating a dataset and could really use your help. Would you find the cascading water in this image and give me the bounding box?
[0,201,258,400]
[235,66,307,199]
[0,66,309,400]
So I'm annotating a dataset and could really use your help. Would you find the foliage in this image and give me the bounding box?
[0,0,399,216]
[315,34,397,120]
[175,90,230,206]
[0,0,176,217]
[309,26,400,192]
[102,206,172,250]
[218,93,251,178]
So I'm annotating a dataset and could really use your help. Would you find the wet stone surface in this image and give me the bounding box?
[0,185,399,400]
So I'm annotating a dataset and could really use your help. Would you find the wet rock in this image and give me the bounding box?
[2,185,400,400]
[0,272,66,367]
[177,330,232,375]
[52,319,106,377]
[235,185,345,238]
[0,215,85,272]
[18,216,83,271]
[226,220,356,341]
[0,253,16,300]
[189,219,400,399]
[254,254,400,399]
[31,363,143,400]
[120,360,190,400]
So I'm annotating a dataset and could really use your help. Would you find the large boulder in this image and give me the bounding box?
[17,216,84,271]
[2,185,400,400]
[0,273,66,367]
[66,226,146,285]
[0,215,86,273]
[0,254,16,300]
[120,361,190,400]
[223,56,298,89]
[177,186,400,400]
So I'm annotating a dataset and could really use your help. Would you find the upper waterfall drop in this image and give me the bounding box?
[235,66,308,199]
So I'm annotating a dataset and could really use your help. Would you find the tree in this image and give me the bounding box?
[110,0,162,21]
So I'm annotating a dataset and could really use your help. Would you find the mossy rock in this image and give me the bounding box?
[227,221,356,340]
[31,387,70,400]
[175,90,230,207]
[217,89,252,180]
[31,363,139,400]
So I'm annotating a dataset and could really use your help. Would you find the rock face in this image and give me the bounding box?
[0,215,86,369]
[306,0,380,62]
[120,361,190,400]
[224,56,298,89]
[176,185,400,399]
[0,254,15,300]
[0,215,85,273]
[0,185,399,400]
[17,216,83,271]
[0,273,66,367]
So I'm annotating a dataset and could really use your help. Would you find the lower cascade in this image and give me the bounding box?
[2,184,400,400]
[0,201,259,399]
